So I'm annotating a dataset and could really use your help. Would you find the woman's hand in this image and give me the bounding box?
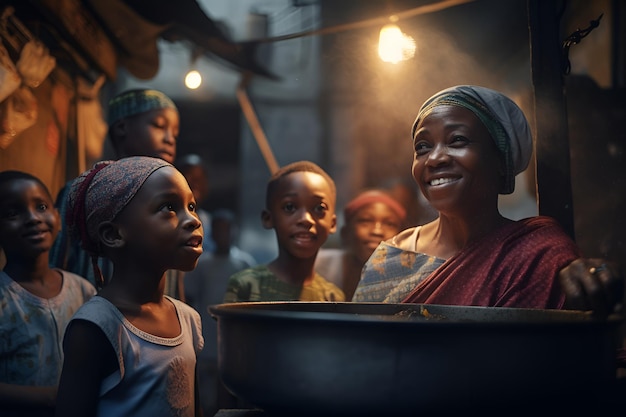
[559,258,624,317]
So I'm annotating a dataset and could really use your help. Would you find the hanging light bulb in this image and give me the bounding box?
[378,23,416,64]
[185,46,203,89]
[185,69,202,89]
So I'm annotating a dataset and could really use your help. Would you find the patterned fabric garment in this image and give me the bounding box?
[0,270,96,386]
[354,216,581,309]
[223,265,345,302]
[69,295,203,417]
[353,245,445,303]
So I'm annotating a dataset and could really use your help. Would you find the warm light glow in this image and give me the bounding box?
[185,70,202,89]
[378,24,416,64]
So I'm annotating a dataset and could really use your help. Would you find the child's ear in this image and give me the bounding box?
[261,209,273,230]
[110,119,127,137]
[98,221,125,249]
[109,120,127,150]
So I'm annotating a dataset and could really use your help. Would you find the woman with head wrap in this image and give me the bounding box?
[353,86,623,317]
[54,156,204,417]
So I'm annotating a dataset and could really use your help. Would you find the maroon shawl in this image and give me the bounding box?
[402,216,581,309]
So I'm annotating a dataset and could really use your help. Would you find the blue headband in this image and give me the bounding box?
[107,89,177,126]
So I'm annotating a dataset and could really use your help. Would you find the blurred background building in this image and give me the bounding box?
[0,0,624,265]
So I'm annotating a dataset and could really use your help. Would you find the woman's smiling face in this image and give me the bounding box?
[411,105,503,215]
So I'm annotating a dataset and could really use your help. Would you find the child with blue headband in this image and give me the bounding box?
[50,89,184,296]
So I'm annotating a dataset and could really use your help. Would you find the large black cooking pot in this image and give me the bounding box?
[209,302,623,416]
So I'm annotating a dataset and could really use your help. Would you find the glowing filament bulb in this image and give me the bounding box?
[185,70,202,89]
[378,24,416,64]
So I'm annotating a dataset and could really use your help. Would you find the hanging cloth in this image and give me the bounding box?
[0,42,20,102]
[0,85,37,149]
[76,74,107,172]
[16,40,56,88]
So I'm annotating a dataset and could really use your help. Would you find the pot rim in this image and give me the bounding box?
[209,301,624,328]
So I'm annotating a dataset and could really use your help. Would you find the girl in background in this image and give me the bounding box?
[0,171,95,417]
[315,189,405,301]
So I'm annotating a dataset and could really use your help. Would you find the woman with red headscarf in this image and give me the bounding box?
[316,189,406,301]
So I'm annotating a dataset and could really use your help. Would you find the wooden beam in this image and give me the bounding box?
[527,0,576,239]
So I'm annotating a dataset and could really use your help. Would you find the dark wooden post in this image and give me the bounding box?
[527,0,576,239]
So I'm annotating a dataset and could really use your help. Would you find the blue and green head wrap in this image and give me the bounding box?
[411,85,533,195]
[107,89,178,127]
